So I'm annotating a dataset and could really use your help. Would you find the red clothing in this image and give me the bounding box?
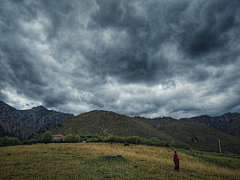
[173,153,180,165]
[173,153,180,171]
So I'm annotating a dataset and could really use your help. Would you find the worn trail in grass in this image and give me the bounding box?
[0,143,239,179]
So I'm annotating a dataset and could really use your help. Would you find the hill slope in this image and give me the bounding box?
[135,113,240,137]
[0,101,74,139]
[189,113,240,136]
[43,110,189,147]
[139,117,240,154]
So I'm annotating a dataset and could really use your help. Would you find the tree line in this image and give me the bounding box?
[0,131,175,147]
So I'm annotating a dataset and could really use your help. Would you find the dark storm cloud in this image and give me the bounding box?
[178,0,240,60]
[0,0,240,118]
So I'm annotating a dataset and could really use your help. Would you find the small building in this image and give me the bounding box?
[52,134,65,140]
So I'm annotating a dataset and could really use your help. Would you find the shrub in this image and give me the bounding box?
[163,141,175,147]
[53,139,61,143]
[146,139,151,145]
[27,138,38,144]
[118,137,126,143]
[126,136,134,143]
[107,135,118,142]
[64,134,75,143]
[75,135,80,142]
[164,141,171,146]
[126,136,141,144]
[2,136,8,146]
[103,137,108,142]
[150,137,161,146]
[7,137,21,146]
[158,141,165,146]
[41,131,53,143]
[86,138,94,142]
[140,138,147,144]
[80,136,88,141]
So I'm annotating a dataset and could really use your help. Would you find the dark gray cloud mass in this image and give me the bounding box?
[0,0,240,119]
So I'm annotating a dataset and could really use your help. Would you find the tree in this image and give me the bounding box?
[151,137,161,146]
[140,138,147,144]
[6,137,21,146]
[126,136,140,144]
[75,135,80,142]
[27,138,38,144]
[64,134,75,143]
[2,136,8,146]
[11,137,21,145]
[41,131,53,143]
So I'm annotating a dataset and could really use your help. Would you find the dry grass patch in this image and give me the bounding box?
[0,143,239,180]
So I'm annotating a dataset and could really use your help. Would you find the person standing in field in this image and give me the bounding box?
[173,151,180,171]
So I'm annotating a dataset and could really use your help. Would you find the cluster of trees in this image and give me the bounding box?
[41,131,88,143]
[62,134,80,143]
[88,135,175,147]
[86,137,104,143]
[0,132,175,148]
[0,136,21,147]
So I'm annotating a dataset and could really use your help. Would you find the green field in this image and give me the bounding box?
[0,143,239,180]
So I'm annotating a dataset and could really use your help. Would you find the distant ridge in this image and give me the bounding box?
[135,112,240,137]
[189,113,240,136]
[136,116,240,154]
[0,101,74,139]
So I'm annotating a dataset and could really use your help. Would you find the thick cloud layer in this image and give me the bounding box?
[1,0,240,118]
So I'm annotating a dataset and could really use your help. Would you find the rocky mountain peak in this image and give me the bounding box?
[30,106,47,113]
[0,101,74,139]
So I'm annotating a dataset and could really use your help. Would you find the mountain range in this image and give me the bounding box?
[0,101,74,139]
[1,101,240,154]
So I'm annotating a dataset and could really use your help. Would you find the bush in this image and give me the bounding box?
[0,136,21,146]
[164,141,175,147]
[126,136,134,143]
[86,138,94,143]
[27,138,38,144]
[105,135,118,142]
[146,139,151,145]
[118,137,126,143]
[80,136,88,141]
[2,136,8,146]
[150,137,161,146]
[75,135,81,142]
[53,139,61,143]
[41,131,53,143]
[126,136,141,144]
[7,137,21,146]
[140,138,147,144]
[64,134,75,143]
[87,137,103,143]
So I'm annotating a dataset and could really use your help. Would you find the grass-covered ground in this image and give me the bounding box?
[0,143,239,180]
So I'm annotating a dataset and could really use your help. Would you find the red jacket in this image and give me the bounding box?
[173,153,180,165]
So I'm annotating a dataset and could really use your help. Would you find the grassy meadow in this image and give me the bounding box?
[0,143,240,180]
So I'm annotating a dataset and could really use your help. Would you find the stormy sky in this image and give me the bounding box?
[1,0,240,119]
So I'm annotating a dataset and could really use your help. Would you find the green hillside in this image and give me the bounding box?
[33,110,240,154]
[149,118,240,154]
[40,110,188,147]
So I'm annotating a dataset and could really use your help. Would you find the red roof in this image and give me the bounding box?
[52,134,65,138]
